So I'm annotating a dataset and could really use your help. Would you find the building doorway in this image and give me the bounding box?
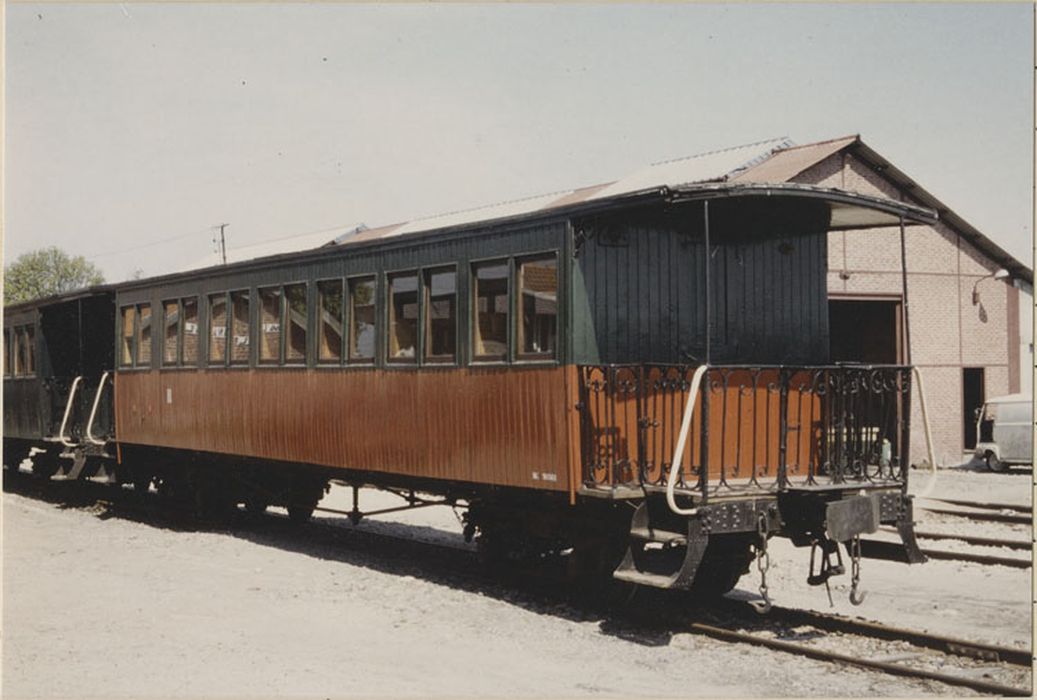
[829,297,902,364]
[962,367,985,450]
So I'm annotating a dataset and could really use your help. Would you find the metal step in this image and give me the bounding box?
[629,526,687,545]
[611,498,709,590]
[613,566,682,588]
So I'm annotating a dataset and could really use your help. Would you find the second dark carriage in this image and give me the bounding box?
[10,182,935,598]
[3,287,115,478]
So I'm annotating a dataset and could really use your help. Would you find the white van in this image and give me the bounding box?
[975,394,1033,471]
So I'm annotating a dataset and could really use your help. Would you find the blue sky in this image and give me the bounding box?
[6,3,1033,280]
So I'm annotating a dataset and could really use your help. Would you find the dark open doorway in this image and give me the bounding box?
[962,367,985,450]
[829,298,901,364]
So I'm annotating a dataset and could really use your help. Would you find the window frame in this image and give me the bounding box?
[227,288,251,367]
[514,251,560,363]
[282,280,309,367]
[11,324,35,377]
[315,277,346,366]
[118,304,137,369]
[470,256,512,365]
[3,327,11,378]
[385,268,421,366]
[207,291,230,367]
[161,298,182,368]
[422,264,459,366]
[256,284,284,367]
[180,296,200,366]
[134,302,153,369]
[346,273,378,366]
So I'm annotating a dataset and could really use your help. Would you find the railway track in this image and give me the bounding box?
[690,609,1031,697]
[918,497,1032,526]
[926,497,1032,515]
[4,469,1032,696]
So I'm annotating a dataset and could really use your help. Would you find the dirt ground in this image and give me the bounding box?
[2,463,1031,698]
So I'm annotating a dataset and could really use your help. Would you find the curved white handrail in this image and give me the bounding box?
[57,376,84,448]
[665,365,709,516]
[911,365,939,498]
[85,371,111,446]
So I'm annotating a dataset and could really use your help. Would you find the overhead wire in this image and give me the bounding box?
[85,226,216,260]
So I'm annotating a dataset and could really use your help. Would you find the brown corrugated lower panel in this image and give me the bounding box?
[115,366,571,492]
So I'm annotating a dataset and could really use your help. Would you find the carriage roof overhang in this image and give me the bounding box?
[662,181,938,230]
[3,283,116,316]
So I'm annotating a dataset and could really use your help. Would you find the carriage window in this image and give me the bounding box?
[473,261,509,361]
[163,300,180,366]
[182,297,199,364]
[387,272,419,363]
[517,256,558,359]
[24,325,36,375]
[349,276,376,363]
[209,293,227,365]
[136,304,152,367]
[14,327,24,376]
[230,291,250,365]
[13,326,28,375]
[120,306,136,367]
[258,286,282,364]
[285,283,307,364]
[13,327,24,376]
[317,280,343,363]
[424,267,456,363]
[4,327,14,377]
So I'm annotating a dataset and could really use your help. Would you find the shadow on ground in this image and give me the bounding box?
[3,467,706,648]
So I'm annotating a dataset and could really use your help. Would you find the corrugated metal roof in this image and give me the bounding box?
[731,135,858,184]
[179,224,363,273]
[344,137,792,244]
[384,189,574,238]
[586,136,793,201]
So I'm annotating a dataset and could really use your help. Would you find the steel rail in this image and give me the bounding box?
[924,497,1031,514]
[916,547,1030,569]
[688,620,1030,697]
[721,601,1032,667]
[859,538,1031,569]
[918,505,1031,525]
[883,527,1031,551]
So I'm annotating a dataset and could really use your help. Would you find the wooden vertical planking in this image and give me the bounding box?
[572,198,830,367]
[117,366,571,492]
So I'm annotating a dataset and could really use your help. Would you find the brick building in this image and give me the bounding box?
[731,135,1033,465]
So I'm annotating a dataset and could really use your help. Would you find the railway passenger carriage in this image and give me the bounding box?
[5,180,936,601]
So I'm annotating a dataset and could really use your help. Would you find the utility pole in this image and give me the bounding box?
[216,223,228,265]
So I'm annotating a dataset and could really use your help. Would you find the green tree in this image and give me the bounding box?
[4,247,105,304]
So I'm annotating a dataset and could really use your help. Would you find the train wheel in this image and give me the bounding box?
[985,451,1008,473]
[287,504,315,524]
[286,479,324,524]
[132,470,152,493]
[3,444,29,471]
[689,536,754,600]
[192,478,236,524]
[244,497,270,516]
[29,452,59,480]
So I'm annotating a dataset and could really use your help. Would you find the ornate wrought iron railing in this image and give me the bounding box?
[577,364,911,495]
